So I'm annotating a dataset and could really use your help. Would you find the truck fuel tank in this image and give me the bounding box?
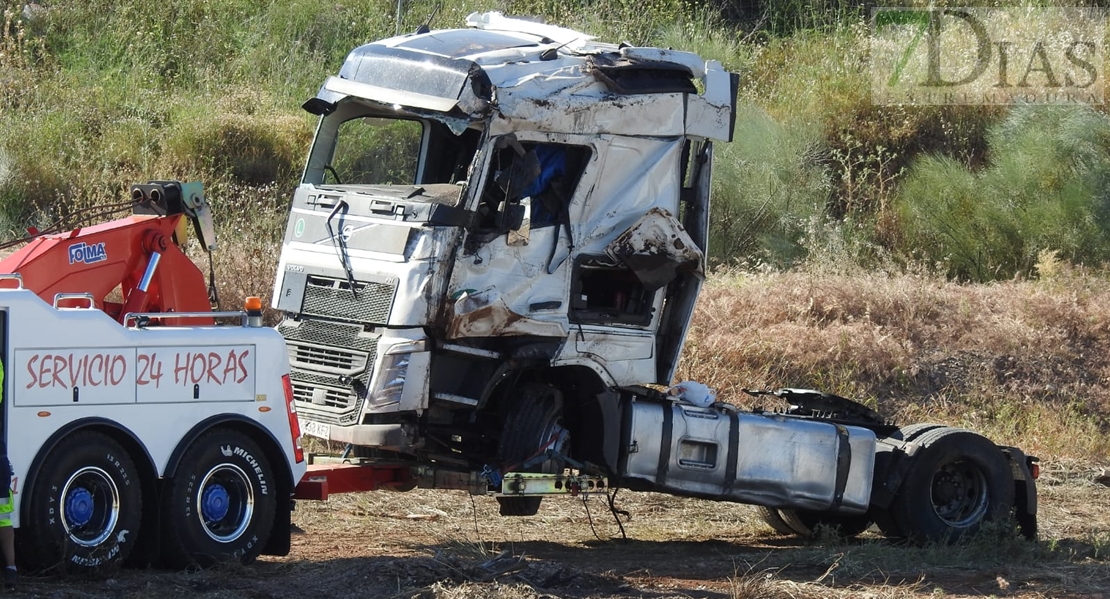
[620,400,877,513]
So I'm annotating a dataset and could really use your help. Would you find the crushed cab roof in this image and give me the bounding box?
[305,12,737,141]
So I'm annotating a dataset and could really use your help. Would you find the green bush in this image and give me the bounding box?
[709,104,829,266]
[162,99,311,186]
[896,106,1110,281]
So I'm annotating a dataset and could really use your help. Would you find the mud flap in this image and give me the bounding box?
[262,498,293,556]
[1002,446,1039,540]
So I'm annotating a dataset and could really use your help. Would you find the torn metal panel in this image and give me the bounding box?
[572,138,685,254]
[575,330,653,360]
[556,330,658,386]
[605,208,704,291]
[448,287,568,339]
[447,222,571,337]
[685,61,739,142]
[497,92,687,137]
[620,47,707,78]
[465,11,600,50]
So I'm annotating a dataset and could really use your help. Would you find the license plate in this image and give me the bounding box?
[302,420,331,440]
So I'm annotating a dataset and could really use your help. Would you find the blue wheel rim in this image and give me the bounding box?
[201,484,231,521]
[196,463,255,543]
[65,487,95,528]
[59,467,121,547]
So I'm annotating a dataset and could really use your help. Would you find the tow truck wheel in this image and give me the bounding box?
[497,383,567,517]
[888,427,1015,543]
[21,431,142,572]
[161,429,276,567]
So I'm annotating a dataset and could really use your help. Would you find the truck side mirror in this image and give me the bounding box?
[503,203,526,231]
[497,150,541,202]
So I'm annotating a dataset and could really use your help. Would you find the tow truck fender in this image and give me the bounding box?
[21,417,158,503]
[161,413,294,481]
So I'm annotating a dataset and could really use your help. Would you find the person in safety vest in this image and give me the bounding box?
[0,360,17,587]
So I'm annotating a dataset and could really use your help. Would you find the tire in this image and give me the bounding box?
[21,431,142,573]
[872,422,947,539]
[754,507,796,536]
[496,383,567,517]
[891,423,947,442]
[779,509,872,539]
[887,427,1015,543]
[161,429,276,567]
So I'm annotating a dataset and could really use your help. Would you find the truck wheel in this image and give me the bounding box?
[754,507,796,535]
[21,431,142,572]
[779,509,872,538]
[888,427,1015,543]
[891,422,946,442]
[497,383,567,517]
[161,429,276,567]
[872,422,947,539]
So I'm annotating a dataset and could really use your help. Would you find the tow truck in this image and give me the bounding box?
[0,181,306,572]
[276,13,1038,543]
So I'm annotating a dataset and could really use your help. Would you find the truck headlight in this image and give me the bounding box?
[370,340,425,405]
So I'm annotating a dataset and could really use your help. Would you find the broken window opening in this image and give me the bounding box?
[467,140,590,250]
[310,107,483,206]
[570,256,656,327]
[332,117,423,185]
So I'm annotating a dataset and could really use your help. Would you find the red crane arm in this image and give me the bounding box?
[0,213,213,324]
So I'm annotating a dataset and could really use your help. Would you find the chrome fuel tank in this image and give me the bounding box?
[621,400,876,513]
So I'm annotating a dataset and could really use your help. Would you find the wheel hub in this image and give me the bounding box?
[60,466,122,547]
[196,464,255,543]
[65,487,95,528]
[201,484,231,522]
[930,460,988,527]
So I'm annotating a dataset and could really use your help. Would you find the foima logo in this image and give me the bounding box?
[68,242,108,265]
[872,7,1105,105]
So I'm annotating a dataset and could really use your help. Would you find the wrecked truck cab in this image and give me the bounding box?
[275,11,739,437]
[276,13,1035,541]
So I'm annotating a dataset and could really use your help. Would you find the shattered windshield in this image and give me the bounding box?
[330,117,422,185]
[306,103,483,207]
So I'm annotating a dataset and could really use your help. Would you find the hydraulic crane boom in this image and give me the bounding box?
[0,181,217,324]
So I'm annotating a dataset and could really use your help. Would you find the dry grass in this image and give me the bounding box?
[12,474,1110,598]
[679,266,1110,462]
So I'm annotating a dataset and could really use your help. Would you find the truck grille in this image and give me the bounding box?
[302,275,397,325]
[290,374,363,425]
[279,319,377,351]
[288,343,364,373]
[279,319,378,426]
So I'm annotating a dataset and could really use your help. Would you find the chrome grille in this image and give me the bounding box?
[279,319,377,352]
[290,374,363,425]
[279,318,379,426]
[302,275,397,324]
[286,342,366,375]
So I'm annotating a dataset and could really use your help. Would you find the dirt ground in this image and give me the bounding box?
[6,463,1110,599]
